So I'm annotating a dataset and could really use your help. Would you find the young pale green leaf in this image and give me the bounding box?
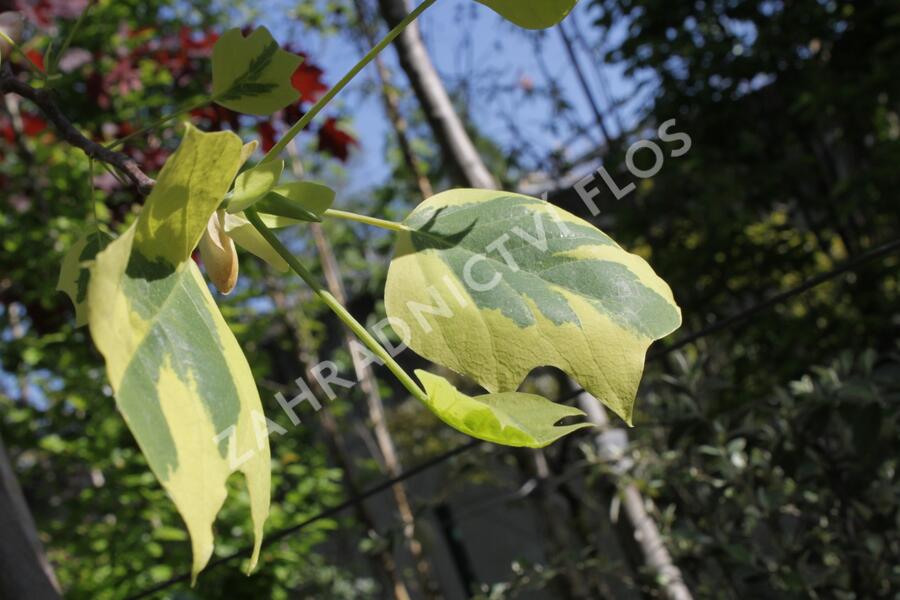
[253,181,335,225]
[227,160,285,213]
[133,123,244,267]
[385,189,682,425]
[416,370,592,447]
[223,212,289,272]
[212,27,302,115]
[87,127,270,580]
[475,0,577,29]
[254,192,322,223]
[56,229,112,326]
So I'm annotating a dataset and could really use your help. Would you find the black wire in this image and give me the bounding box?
[646,237,900,360]
[125,236,900,599]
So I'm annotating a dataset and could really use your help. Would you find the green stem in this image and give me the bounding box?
[323,209,410,233]
[0,32,47,81]
[261,0,438,163]
[105,95,213,151]
[245,208,428,403]
[48,4,91,75]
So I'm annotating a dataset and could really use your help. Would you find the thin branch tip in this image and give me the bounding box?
[0,71,155,195]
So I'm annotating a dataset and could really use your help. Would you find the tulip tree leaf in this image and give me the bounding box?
[416,370,593,447]
[227,160,285,213]
[475,0,577,29]
[212,27,302,115]
[86,126,270,580]
[385,189,682,425]
[57,229,112,326]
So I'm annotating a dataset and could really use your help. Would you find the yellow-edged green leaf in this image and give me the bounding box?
[86,127,270,580]
[416,370,592,447]
[212,27,302,115]
[133,124,244,266]
[475,0,577,29]
[57,229,112,326]
[385,189,682,424]
[227,160,285,213]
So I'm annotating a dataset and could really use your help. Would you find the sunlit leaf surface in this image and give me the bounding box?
[385,189,681,424]
[212,27,302,115]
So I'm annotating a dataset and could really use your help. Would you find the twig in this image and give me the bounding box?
[0,70,154,195]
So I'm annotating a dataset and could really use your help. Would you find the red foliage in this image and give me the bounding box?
[0,113,47,141]
[190,105,241,132]
[25,49,45,72]
[85,70,111,110]
[1,119,14,144]
[317,117,358,162]
[21,113,47,136]
[178,26,219,56]
[257,121,277,153]
[291,58,328,104]
[0,17,354,186]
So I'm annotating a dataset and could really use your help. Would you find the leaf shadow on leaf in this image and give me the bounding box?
[125,250,177,282]
[400,206,476,253]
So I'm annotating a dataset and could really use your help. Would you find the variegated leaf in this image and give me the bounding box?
[385,189,681,425]
[87,125,270,579]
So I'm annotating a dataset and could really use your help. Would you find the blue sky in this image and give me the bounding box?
[244,0,648,196]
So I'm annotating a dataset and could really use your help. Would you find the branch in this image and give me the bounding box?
[0,70,154,195]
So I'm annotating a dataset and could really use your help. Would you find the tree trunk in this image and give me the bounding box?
[576,392,694,600]
[378,0,496,189]
[0,433,62,600]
